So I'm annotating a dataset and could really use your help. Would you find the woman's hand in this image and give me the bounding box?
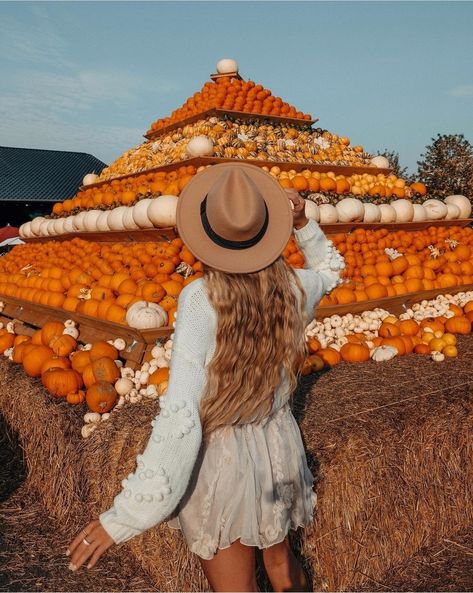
[66,520,114,571]
[285,188,309,230]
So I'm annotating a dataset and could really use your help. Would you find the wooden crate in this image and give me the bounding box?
[23,227,177,244]
[315,283,473,319]
[0,296,172,369]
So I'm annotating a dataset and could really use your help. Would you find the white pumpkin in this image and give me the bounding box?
[186,136,214,158]
[53,218,66,235]
[83,173,99,186]
[216,58,239,74]
[445,203,460,220]
[83,210,102,232]
[39,219,51,237]
[378,204,397,223]
[126,301,168,330]
[362,203,381,223]
[96,211,111,232]
[73,211,88,232]
[412,203,427,222]
[63,216,75,234]
[19,222,31,238]
[423,199,448,220]
[445,195,472,219]
[390,199,414,223]
[371,345,398,361]
[370,155,390,169]
[46,219,57,236]
[132,199,154,229]
[318,204,338,224]
[107,206,128,231]
[335,198,364,222]
[115,378,134,396]
[31,217,46,236]
[123,207,140,230]
[147,195,178,228]
[304,200,319,222]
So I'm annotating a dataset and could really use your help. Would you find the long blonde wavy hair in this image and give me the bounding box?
[200,257,307,438]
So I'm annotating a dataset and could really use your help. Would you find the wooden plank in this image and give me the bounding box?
[322,219,473,235]
[315,283,473,319]
[81,157,390,191]
[23,227,177,244]
[144,108,317,140]
[0,295,173,368]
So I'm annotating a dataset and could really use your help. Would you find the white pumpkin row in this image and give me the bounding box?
[304,195,471,225]
[19,195,179,239]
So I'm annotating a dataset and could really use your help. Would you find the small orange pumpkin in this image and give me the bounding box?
[23,345,55,377]
[41,321,65,346]
[82,357,120,388]
[0,333,15,354]
[40,356,71,375]
[86,381,118,413]
[148,367,170,386]
[66,390,86,405]
[445,316,472,335]
[340,342,370,363]
[49,334,77,357]
[317,348,341,367]
[89,341,118,362]
[70,350,92,373]
[42,368,83,398]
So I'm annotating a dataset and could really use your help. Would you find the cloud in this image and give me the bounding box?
[0,9,74,69]
[448,84,473,98]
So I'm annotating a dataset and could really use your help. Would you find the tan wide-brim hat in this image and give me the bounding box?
[176,162,293,274]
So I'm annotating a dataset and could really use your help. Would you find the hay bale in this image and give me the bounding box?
[1,336,473,591]
[0,360,87,525]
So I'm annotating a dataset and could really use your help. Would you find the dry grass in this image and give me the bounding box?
[1,334,473,591]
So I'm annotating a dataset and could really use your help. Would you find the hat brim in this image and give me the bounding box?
[176,163,293,274]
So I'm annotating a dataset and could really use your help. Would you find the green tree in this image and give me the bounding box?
[416,133,473,198]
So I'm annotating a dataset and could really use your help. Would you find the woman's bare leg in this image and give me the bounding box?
[199,539,259,592]
[262,538,309,592]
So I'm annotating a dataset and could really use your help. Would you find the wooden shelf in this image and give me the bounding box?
[144,108,317,140]
[23,227,177,244]
[315,283,473,319]
[0,295,172,369]
[81,156,389,191]
[322,218,472,235]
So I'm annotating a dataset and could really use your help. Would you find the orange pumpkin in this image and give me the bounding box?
[148,367,170,386]
[82,357,120,388]
[23,345,55,377]
[14,334,31,347]
[40,356,71,374]
[445,316,471,335]
[398,319,420,336]
[31,330,44,345]
[378,322,401,338]
[414,343,431,355]
[0,333,14,354]
[66,390,86,405]
[12,342,35,364]
[41,321,65,346]
[307,337,321,353]
[340,342,370,363]
[86,381,118,413]
[49,334,77,357]
[317,348,341,367]
[381,337,406,356]
[89,341,118,362]
[70,350,92,373]
[42,368,83,398]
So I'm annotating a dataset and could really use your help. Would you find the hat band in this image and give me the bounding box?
[200,197,269,251]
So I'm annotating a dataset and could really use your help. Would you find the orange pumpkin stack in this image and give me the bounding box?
[52,166,197,216]
[147,77,312,135]
[320,226,473,306]
[0,236,305,325]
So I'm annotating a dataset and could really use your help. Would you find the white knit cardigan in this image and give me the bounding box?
[99,219,344,544]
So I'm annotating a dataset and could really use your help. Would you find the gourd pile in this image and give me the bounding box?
[0,236,305,327]
[323,224,473,305]
[302,291,473,373]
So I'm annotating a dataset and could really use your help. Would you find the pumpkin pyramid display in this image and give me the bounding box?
[21,59,393,239]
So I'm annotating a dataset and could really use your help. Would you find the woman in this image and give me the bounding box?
[67,163,344,591]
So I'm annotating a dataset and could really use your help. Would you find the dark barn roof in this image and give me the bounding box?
[0,146,107,202]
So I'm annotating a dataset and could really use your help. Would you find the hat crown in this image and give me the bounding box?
[205,169,267,242]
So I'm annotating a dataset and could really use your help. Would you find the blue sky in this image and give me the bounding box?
[1,1,472,174]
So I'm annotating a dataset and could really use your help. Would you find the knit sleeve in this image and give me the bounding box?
[99,282,208,544]
[293,219,345,317]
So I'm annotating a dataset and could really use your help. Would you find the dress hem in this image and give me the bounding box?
[166,518,313,560]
